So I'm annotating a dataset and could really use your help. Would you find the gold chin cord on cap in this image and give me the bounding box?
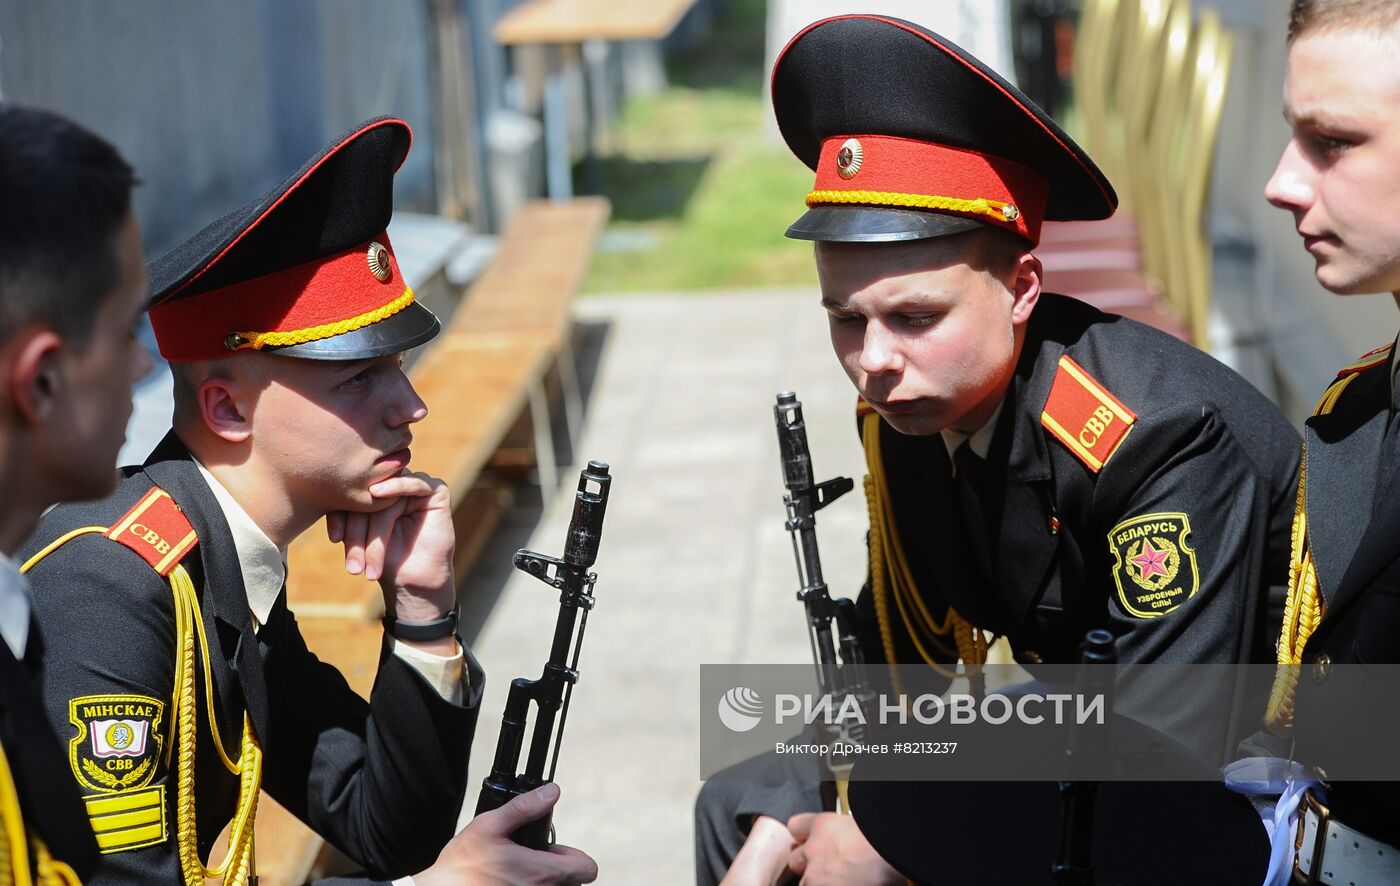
[806,189,1018,227]
[224,288,416,352]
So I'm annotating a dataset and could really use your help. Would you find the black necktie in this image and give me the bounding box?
[258,591,286,667]
[953,441,996,586]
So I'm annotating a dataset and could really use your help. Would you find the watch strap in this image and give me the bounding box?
[384,603,460,642]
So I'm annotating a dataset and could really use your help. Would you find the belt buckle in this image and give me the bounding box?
[1292,788,1330,886]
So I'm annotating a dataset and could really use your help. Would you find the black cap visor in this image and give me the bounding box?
[785,205,985,243]
[264,300,441,361]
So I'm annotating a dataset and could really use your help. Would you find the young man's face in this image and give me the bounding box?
[248,351,427,514]
[47,211,152,500]
[816,232,1036,437]
[1265,25,1400,295]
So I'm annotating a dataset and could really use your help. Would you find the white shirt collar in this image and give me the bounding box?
[192,460,286,629]
[0,552,30,659]
[940,401,1005,473]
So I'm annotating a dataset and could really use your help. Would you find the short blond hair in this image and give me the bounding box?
[168,356,271,428]
[1289,0,1400,43]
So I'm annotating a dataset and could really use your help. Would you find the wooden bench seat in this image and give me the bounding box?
[495,0,700,44]
[452,197,610,345]
[453,197,611,480]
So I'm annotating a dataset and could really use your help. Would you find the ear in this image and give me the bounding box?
[1009,251,1043,326]
[7,329,64,426]
[196,375,254,443]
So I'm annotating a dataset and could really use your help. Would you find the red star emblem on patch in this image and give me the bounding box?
[1130,538,1171,582]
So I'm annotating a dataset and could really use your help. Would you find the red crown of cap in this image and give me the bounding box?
[808,135,1050,244]
[149,234,412,362]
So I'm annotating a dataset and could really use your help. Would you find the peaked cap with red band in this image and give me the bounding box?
[771,15,1117,246]
[147,116,439,362]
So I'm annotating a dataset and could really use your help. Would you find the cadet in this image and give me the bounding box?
[0,103,148,884]
[697,15,1300,885]
[1257,0,1400,881]
[21,118,597,885]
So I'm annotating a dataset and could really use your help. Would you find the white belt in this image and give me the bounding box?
[1294,790,1400,884]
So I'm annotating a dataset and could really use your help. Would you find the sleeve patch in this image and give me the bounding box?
[105,488,198,575]
[85,784,168,854]
[1107,512,1199,618]
[1041,355,1136,473]
[68,694,165,794]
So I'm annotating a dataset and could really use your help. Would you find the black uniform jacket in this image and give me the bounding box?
[856,294,1301,756]
[1289,350,1400,844]
[23,433,484,883]
[0,634,99,878]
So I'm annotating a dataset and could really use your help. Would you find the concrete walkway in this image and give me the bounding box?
[461,288,875,884]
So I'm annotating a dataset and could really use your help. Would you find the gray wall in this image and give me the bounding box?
[0,0,439,256]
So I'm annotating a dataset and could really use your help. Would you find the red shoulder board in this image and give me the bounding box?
[1335,343,1393,378]
[105,488,198,575]
[856,396,877,419]
[1040,355,1137,473]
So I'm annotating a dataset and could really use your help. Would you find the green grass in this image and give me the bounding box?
[580,0,818,294]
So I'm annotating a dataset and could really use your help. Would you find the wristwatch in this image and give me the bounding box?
[383,603,460,642]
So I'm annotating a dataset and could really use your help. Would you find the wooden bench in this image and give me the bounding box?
[249,198,608,884]
[451,197,610,480]
[495,0,700,44]
[495,1,701,198]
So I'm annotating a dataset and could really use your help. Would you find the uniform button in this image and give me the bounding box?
[1021,650,1043,664]
[1313,653,1332,683]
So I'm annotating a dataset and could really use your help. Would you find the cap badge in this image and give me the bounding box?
[836,138,864,180]
[367,241,393,282]
[1001,204,1020,221]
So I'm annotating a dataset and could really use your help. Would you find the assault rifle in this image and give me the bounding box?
[475,461,612,849]
[773,392,873,810]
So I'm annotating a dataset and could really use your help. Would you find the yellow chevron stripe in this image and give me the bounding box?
[90,804,162,833]
[95,822,164,852]
[86,785,168,853]
[84,787,161,816]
